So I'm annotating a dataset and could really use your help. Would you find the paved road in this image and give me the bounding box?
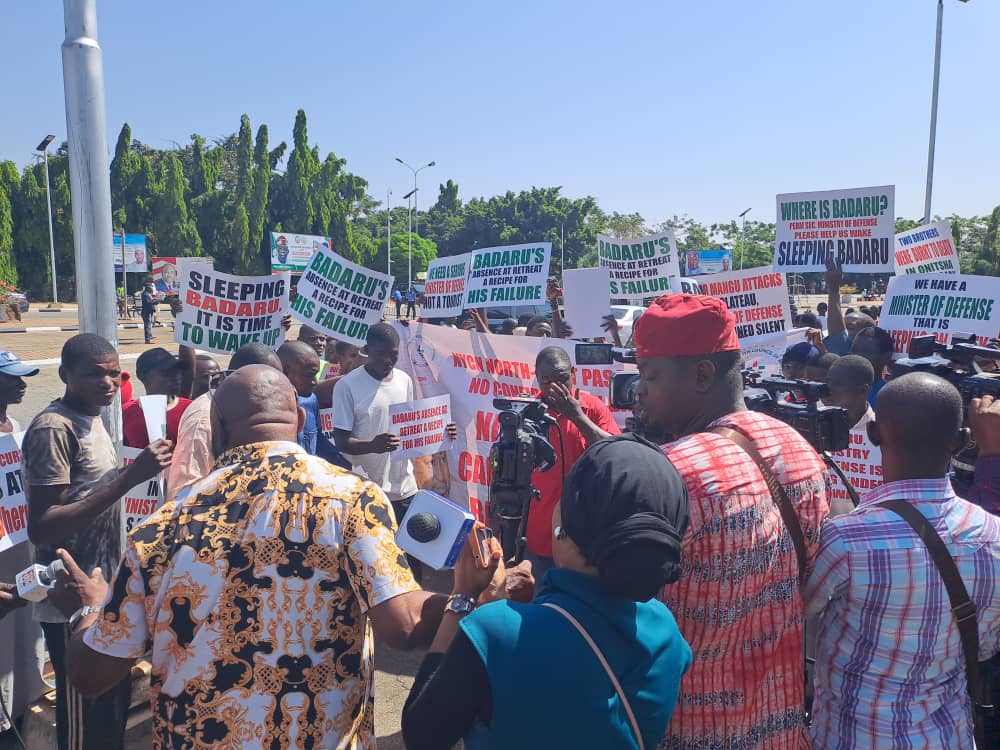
[2,307,444,749]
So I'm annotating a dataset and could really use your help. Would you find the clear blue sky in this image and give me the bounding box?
[2,1,996,227]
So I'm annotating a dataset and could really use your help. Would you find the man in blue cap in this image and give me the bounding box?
[0,350,39,433]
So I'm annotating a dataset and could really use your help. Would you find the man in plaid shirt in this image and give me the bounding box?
[805,374,1000,749]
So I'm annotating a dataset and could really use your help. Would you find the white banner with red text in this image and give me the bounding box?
[120,447,165,539]
[698,269,793,345]
[0,433,26,553]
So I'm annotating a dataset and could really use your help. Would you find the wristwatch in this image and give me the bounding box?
[444,593,477,616]
[69,604,102,628]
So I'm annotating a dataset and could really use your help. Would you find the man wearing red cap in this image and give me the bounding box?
[633,294,830,750]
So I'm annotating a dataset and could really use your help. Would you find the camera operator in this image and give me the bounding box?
[824,355,875,431]
[525,347,619,577]
[632,294,830,750]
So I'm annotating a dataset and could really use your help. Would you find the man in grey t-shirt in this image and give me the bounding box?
[23,334,171,750]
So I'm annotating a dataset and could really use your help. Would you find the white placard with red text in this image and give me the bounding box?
[828,428,883,514]
[395,324,623,519]
[0,433,27,553]
[893,221,959,275]
[121,447,164,538]
[388,395,453,461]
[699,269,793,345]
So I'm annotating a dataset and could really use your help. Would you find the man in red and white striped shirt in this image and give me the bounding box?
[634,294,831,750]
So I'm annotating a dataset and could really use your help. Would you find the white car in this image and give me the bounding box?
[610,305,645,344]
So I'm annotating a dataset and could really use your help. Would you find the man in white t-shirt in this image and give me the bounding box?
[332,323,456,581]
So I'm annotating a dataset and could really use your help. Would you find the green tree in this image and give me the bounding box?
[109,124,140,230]
[367,232,437,282]
[152,152,202,257]
[0,161,19,286]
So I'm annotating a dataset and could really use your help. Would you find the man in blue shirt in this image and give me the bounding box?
[277,341,350,469]
[851,326,895,407]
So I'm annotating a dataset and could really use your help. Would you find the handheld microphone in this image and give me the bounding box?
[396,491,476,570]
[15,559,66,603]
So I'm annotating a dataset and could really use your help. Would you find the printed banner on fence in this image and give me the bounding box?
[388,395,453,461]
[699,269,792,345]
[774,185,895,272]
[0,433,26,553]
[175,263,289,354]
[598,231,680,300]
[396,324,626,519]
[271,232,330,273]
[152,257,212,295]
[879,273,1000,354]
[291,244,392,346]
[828,428,882,515]
[683,249,732,277]
[113,233,149,272]
[422,257,469,317]
[893,221,959,275]
[562,268,611,340]
[463,243,551,308]
[121,447,164,537]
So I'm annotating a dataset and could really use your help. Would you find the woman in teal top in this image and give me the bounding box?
[403,434,692,749]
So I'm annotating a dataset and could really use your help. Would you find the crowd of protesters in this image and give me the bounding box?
[0,268,998,750]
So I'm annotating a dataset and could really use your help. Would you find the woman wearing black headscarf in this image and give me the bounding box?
[402,434,692,750]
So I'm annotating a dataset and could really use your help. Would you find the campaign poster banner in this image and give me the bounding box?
[121,447,164,536]
[422,257,469,318]
[291,243,392,346]
[464,243,551,308]
[699,269,792,345]
[389,395,453,461]
[774,185,895,272]
[683,249,732,277]
[598,231,680,300]
[880,273,1000,354]
[0,433,26,553]
[153,257,212,295]
[271,232,331,273]
[175,263,289,355]
[562,267,611,340]
[828,428,882,515]
[893,221,959,275]
[395,323,622,519]
[112,233,149,273]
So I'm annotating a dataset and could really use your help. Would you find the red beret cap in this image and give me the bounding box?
[633,294,740,358]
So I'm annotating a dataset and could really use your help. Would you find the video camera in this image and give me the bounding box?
[890,333,1000,404]
[574,343,850,454]
[488,397,557,562]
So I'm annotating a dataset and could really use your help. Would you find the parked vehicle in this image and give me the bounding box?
[10,293,28,313]
[609,305,645,342]
[484,304,550,333]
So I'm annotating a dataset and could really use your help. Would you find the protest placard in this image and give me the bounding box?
[291,243,393,346]
[422,256,469,318]
[271,232,330,272]
[396,323,623,519]
[828,428,882,515]
[319,407,335,441]
[389,395,453,461]
[464,243,551,308]
[893,221,959,275]
[880,273,1000,354]
[174,263,289,355]
[774,185,895,273]
[598,231,680,300]
[121,446,164,537]
[0,433,26,553]
[562,268,611,340]
[699,269,792,345]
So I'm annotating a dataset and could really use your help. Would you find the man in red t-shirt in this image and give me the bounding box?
[122,348,192,447]
[524,346,620,576]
